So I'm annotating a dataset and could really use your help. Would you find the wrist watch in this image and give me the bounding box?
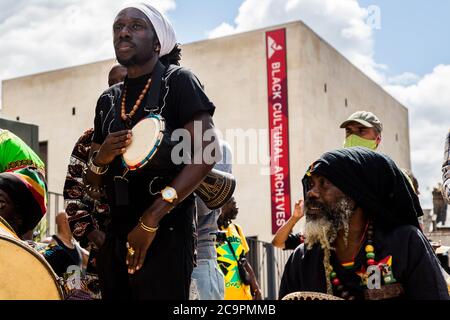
[88,151,109,175]
[161,186,178,204]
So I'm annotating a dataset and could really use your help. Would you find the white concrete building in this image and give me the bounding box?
[1,21,411,241]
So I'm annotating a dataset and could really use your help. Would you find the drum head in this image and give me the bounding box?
[123,116,163,170]
[0,235,63,300]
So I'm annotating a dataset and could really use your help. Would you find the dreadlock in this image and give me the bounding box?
[159,43,182,66]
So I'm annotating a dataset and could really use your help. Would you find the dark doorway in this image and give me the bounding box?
[39,141,48,178]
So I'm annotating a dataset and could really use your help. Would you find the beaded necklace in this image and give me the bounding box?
[329,221,374,300]
[120,77,152,128]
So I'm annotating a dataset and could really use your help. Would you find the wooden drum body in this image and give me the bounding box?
[0,233,63,300]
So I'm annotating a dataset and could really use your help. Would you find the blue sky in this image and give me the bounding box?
[168,0,450,78]
[358,0,450,77]
[169,0,244,43]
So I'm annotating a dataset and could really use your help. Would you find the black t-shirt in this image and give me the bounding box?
[92,62,215,237]
[38,236,81,277]
[279,225,450,300]
[93,62,215,144]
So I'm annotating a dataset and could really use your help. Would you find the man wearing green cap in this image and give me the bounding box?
[271,111,384,251]
[340,111,383,150]
[279,148,449,300]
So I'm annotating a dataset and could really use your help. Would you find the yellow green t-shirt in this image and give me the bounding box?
[216,223,252,300]
[0,130,45,174]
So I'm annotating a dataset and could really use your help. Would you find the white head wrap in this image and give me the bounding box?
[123,2,177,57]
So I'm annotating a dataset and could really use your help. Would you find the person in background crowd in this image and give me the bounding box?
[0,167,47,240]
[0,128,47,241]
[279,147,449,300]
[272,111,384,250]
[271,200,304,250]
[190,141,232,300]
[64,64,127,273]
[443,129,450,203]
[0,129,45,176]
[39,212,89,276]
[340,111,382,150]
[216,197,262,300]
[108,64,127,87]
[432,183,447,226]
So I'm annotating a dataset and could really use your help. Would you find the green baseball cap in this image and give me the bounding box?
[340,111,383,133]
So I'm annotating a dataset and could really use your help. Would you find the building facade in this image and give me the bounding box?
[1,21,411,241]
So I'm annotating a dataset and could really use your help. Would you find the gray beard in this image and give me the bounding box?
[304,197,355,250]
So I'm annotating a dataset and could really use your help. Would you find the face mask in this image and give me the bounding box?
[343,134,377,150]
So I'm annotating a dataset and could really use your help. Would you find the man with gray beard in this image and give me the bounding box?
[279,147,449,300]
[302,196,355,253]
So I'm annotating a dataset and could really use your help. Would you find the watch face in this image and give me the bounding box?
[163,188,175,199]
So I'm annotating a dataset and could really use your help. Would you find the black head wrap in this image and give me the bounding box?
[0,169,45,235]
[302,147,422,230]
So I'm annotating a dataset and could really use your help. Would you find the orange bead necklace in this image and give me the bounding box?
[120,77,152,124]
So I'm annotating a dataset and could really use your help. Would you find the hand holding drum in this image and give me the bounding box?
[95,130,133,166]
[122,115,236,209]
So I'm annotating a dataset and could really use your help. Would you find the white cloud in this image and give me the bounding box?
[207,22,236,39]
[388,72,420,86]
[384,65,450,208]
[0,0,176,104]
[209,0,450,209]
[207,0,385,83]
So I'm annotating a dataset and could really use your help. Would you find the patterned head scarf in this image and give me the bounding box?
[0,167,47,235]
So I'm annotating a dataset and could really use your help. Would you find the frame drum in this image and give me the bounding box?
[121,114,236,209]
[0,233,63,300]
[122,114,169,171]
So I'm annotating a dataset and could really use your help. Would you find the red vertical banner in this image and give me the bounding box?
[266,28,291,235]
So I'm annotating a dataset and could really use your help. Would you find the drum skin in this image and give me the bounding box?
[121,114,237,209]
[0,234,63,300]
[122,115,173,171]
[123,116,161,169]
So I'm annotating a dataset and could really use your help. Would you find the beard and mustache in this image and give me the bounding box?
[115,41,157,67]
[303,196,355,251]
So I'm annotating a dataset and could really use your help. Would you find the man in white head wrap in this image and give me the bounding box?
[89,2,220,300]
[124,2,177,57]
